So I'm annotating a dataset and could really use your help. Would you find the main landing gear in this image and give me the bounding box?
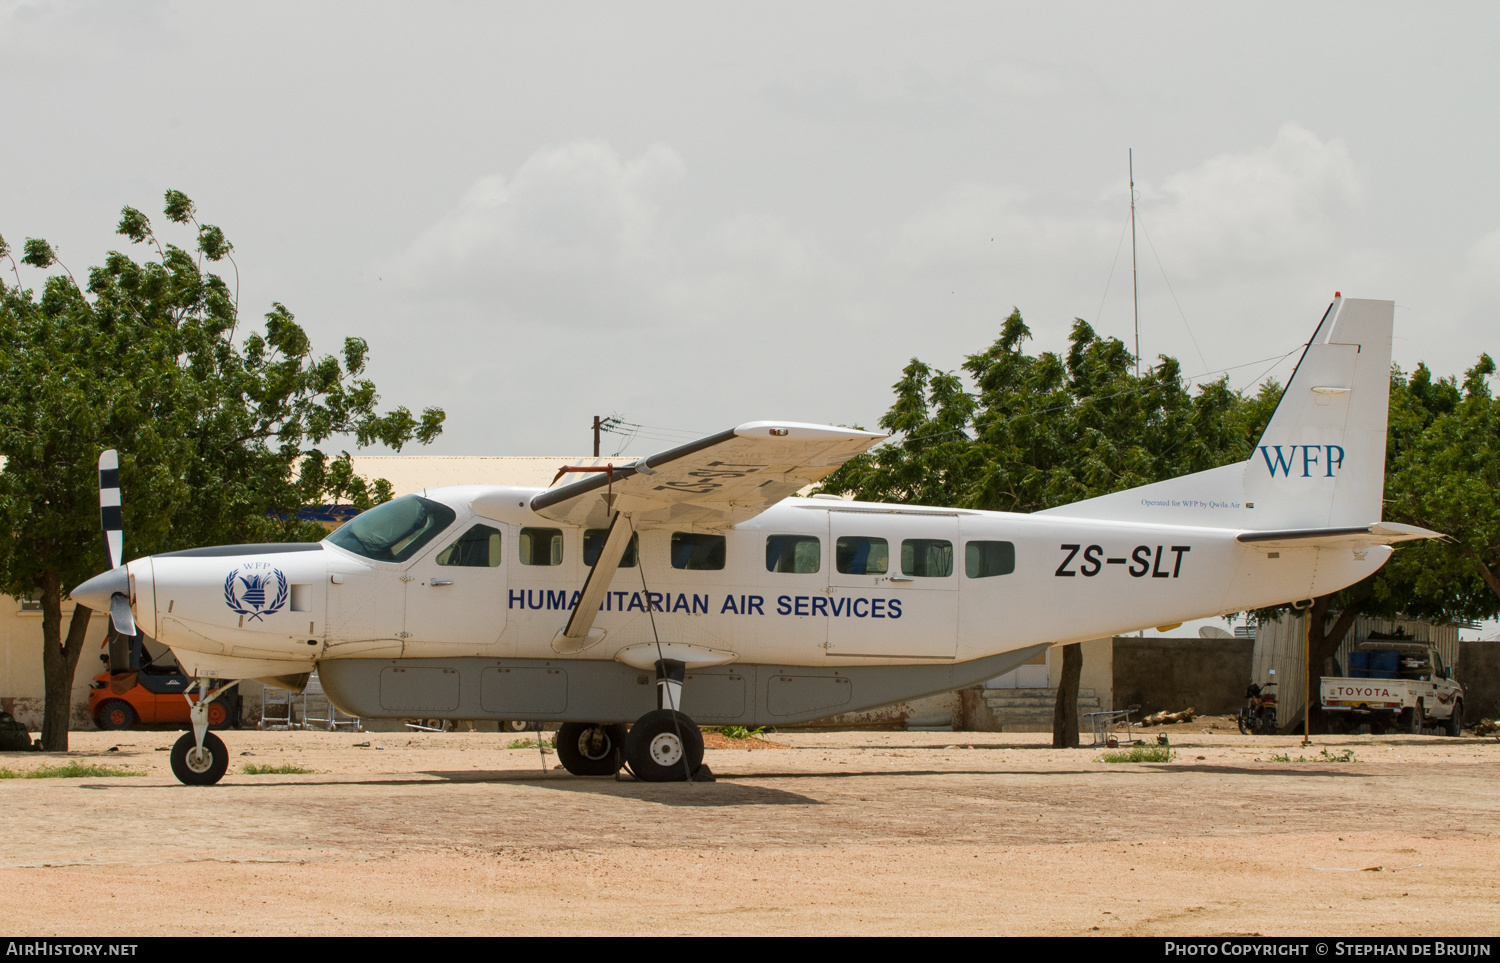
[169,679,238,785]
[553,659,706,782]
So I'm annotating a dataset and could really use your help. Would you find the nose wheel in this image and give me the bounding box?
[168,678,240,785]
[170,731,229,785]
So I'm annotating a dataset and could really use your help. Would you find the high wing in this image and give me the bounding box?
[1235,522,1441,550]
[521,421,885,530]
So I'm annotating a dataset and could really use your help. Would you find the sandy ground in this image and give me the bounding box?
[2,721,1498,936]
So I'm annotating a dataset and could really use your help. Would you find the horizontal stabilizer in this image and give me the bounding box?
[1236,522,1441,549]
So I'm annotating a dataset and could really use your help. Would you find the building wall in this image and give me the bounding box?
[1457,640,1500,724]
[1112,636,1253,717]
[0,595,111,730]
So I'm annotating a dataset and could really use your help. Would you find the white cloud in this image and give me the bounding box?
[895,124,1362,283]
[1142,124,1363,277]
[394,141,686,327]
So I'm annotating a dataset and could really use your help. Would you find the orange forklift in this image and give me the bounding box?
[89,632,241,731]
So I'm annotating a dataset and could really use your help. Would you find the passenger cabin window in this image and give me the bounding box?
[901,539,953,578]
[584,529,639,567]
[436,524,502,568]
[671,532,726,571]
[326,495,456,563]
[835,536,888,575]
[965,540,1016,578]
[766,535,820,574]
[519,527,564,566]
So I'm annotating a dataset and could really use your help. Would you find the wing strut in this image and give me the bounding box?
[553,511,633,654]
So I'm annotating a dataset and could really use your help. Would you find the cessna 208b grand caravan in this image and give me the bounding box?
[72,296,1435,784]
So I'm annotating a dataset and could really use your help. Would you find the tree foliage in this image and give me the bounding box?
[820,308,1280,509]
[0,191,445,749]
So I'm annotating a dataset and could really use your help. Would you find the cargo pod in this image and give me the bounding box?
[826,509,958,659]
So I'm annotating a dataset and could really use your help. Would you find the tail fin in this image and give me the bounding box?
[1041,296,1393,531]
[1244,296,1391,529]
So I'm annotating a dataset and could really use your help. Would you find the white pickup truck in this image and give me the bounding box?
[1319,642,1465,736]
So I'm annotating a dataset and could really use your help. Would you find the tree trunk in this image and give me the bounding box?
[39,569,93,752]
[1052,643,1082,748]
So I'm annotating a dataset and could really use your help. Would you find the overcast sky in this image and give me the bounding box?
[4,1,1497,458]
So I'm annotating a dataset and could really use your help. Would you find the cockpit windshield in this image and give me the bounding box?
[325,495,456,563]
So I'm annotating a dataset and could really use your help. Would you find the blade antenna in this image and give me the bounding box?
[633,517,694,783]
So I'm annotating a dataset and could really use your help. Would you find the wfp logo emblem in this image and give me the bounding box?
[1258,444,1345,478]
[224,566,289,621]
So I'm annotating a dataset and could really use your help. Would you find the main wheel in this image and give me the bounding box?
[556,722,627,776]
[1447,702,1465,737]
[169,731,229,785]
[1398,705,1422,734]
[95,699,136,731]
[625,709,704,783]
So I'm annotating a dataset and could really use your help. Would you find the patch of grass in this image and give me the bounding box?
[505,737,554,750]
[241,763,317,775]
[0,762,144,779]
[1100,745,1174,763]
[709,725,772,740]
[1267,747,1357,763]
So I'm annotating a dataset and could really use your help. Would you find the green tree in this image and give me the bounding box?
[820,309,1278,745]
[0,191,444,750]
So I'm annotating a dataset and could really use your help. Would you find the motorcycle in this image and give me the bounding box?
[1237,682,1278,735]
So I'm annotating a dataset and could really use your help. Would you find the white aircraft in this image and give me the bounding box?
[72,296,1436,784]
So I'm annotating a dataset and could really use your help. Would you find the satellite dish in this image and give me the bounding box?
[1199,626,1235,639]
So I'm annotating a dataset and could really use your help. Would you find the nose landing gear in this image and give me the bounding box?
[168,679,239,785]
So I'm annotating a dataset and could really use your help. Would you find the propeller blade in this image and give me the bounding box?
[98,449,123,570]
[109,592,137,636]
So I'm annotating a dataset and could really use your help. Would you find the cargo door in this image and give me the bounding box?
[826,511,958,659]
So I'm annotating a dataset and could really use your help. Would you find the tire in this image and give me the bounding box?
[95,699,136,731]
[169,731,229,786]
[502,720,531,733]
[556,722,627,776]
[1447,702,1464,738]
[205,700,233,731]
[1398,705,1422,734]
[625,709,704,783]
[1237,712,1250,735]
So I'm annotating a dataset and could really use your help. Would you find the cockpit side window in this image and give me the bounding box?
[436,524,503,568]
[326,495,456,563]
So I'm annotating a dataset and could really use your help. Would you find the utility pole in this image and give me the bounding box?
[593,416,602,457]
[1130,148,1140,378]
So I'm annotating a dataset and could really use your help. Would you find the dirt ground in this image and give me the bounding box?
[2,720,1498,936]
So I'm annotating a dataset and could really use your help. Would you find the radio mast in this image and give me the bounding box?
[1130,148,1140,378]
